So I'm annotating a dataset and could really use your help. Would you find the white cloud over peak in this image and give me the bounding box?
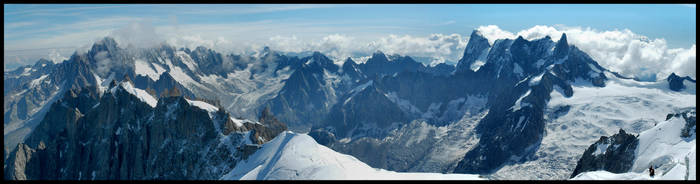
[265,33,467,65]
[369,33,467,62]
[48,49,68,64]
[110,21,164,49]
[4,19,694,81]
[475,25,696,80]
[475,25,517,45]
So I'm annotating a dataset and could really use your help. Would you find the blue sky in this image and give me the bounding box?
[3,4,697,79]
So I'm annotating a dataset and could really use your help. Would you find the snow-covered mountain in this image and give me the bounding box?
[490,72,695,179]
[221,131,484,180]
[4,79,286,180]
[4,52,102,155]
[571,109,695,180]
[3,28,696,180]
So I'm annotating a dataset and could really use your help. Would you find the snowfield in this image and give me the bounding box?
[134,59,165,81]
[221,131,485,180]
[115,82,158,108]
[491,72,696,180]
[571,171,652,180]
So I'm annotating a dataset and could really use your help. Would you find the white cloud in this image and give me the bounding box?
[4,20,694,80]
[263,33,467,65]
[476,25,517,45]
[48,49,68,64]
[268,35,306,53]
[5,21,37,29]
[368,33,467,64]
[475,25,696,80]
[437,20,457,26]
[4,16,147,41]
[110,21,164,49]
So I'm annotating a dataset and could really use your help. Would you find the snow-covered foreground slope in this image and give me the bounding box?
[492,73,696,180]
[221,131,484,180]
[572,110,695,180]
[571,171,653,180]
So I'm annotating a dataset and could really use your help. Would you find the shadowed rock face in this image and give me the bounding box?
[4,83,287,180]
[666,73,696,92]
[453,33,597,175]
[359,52,426,78]
[570,129,639,178]
[455,30,490,74]
[247,107,288,145]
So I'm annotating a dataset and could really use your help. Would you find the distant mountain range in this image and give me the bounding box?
[4,29,695,180]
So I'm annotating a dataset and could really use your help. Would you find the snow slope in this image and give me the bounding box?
[629,111,695,180]
[112,82,158,108]
[491,73,696,180]
[572,111,696,180]
[571,171,652,180]
[134,59,165,81]
[185,99,218,119]
[221,131,484,180]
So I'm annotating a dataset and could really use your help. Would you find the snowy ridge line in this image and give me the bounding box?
[221,131,485,180]
[110,82,158,108]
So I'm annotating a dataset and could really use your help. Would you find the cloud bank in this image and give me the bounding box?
[476,25,696,80]
[5,21,694,81]
[264,33,467,65]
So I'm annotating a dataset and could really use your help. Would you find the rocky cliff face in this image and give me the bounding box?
[4,81,287,180]
[570,129,639,178]
[454,33,596,174]
[264,52,342,132]
[666,73,696,92]
[359,52,425,78]
[455,30,490,73]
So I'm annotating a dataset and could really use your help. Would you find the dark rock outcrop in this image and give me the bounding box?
[246,107,288,145]
[570,129,639,178]
[308,129,336,146]
[666,73,696,92]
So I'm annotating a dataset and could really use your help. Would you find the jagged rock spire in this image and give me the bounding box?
[456,30,491,73]
[553,33,569,58]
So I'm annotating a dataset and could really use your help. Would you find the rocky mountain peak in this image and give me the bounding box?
[368,51,389,64]
[344,57,355,64]
[309,51,335,68]
[33,58,53,68]
[553,33,569,58]
[666,72,696,91]
[89,37,119,55]
[249,106,288,144]
[122,74,133,84]
[570,128,639,178]
[456,30,491,73]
